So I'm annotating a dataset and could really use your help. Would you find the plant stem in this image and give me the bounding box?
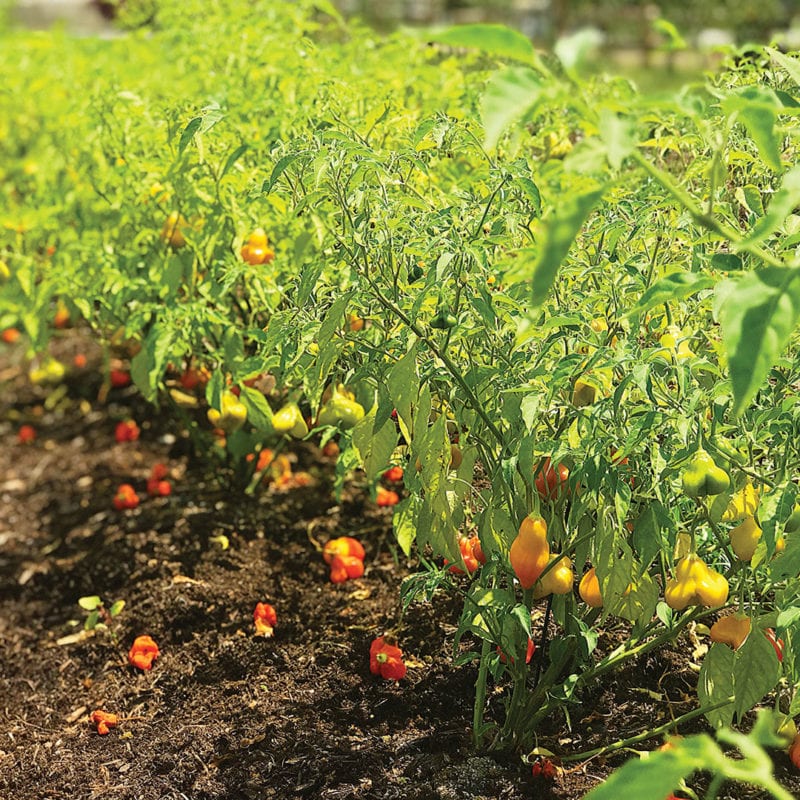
[558,695,735,763]
[472,637,492,749]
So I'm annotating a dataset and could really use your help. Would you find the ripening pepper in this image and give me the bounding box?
[240,228,275,266]
[730,516,762,562]
[534,458,570,502]
[376,486,400,507]
[329,554,365,584]
[785,504,800,533]
[207,391,248,433]
[579,567,603,608]
[664,554,728,610]
[323,536,365,565]
[720,480,759,523]
[316,385,365,430]
[709,613,751,649]
[509,515,550,589]
[789,732,800,770]
[446,535,482,575]
[681,449,729,498]
[369,636,407,681]
[533,554,574,599]
[272,402,308,438]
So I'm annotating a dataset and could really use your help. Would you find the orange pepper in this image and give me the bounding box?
[90,709,119,735]
[128,635,160,670]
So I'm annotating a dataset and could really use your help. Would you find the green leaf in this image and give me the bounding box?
[388,342,419,446]
[582,747,699,800]
[429,24,537,66]
[393,497,418,557]
[733,630,782,720]
[528,185,605,308]
[767,47,800,88]
[714,266,800,415]
[220,143,248,179]
[178,116,203,155]
[108,600,125,617]
[651,18,687,51]
[554,28,603,74]
[481,66,543,150]
[78,595,102,611]
[740,165,800,246]
[722,86,782,171]
[239,386,274,433]
[626,271,715,319]
[598,108,635,170]
[352,411,398,480]
[698,643,736,728]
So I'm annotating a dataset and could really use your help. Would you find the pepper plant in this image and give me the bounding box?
[3,2,800,785]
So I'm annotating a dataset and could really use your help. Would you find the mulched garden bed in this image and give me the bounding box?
[1,330,798,800]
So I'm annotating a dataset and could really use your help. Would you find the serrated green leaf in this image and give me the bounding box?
[714,266,800,415]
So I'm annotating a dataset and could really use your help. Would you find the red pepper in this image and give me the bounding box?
[497,637,535,665]
[376,486,400,507]
[128,635,159,670]
[330,554,365,583]
[382,466,404,483]
[109,369,131,388]
[369,636,407,681]
[17,424,36,444]
[113,483,139,510]
[115,420,140,443]
[253,602,277,637]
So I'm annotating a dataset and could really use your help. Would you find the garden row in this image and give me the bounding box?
[4,1,800,797]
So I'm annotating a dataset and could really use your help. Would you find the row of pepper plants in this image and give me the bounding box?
[3,1,800,796]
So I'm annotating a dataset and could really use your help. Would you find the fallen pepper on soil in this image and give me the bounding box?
[128,635,160,670]
[253,602,277,637]
[113,483,139,510]
[369,636,407,681]
[17,424,36,444]
[115,420,140,443]
[90,709,118,735]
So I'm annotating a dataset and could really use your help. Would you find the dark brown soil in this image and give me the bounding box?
[1,330,799,800]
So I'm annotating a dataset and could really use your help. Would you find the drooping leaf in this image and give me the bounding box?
[722,86,782,171]
[429,24,537,66]
[714,266,800,415]
[698,643,736,728]
[733,629,782,721]
[527,185,605,308]
[481,66,543,150]
[739,165,800,246]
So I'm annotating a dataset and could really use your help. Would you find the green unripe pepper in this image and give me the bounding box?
[784,504,800,533]
[408,264,423,283]
[430,309,457,329]
[681,448,730,498]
